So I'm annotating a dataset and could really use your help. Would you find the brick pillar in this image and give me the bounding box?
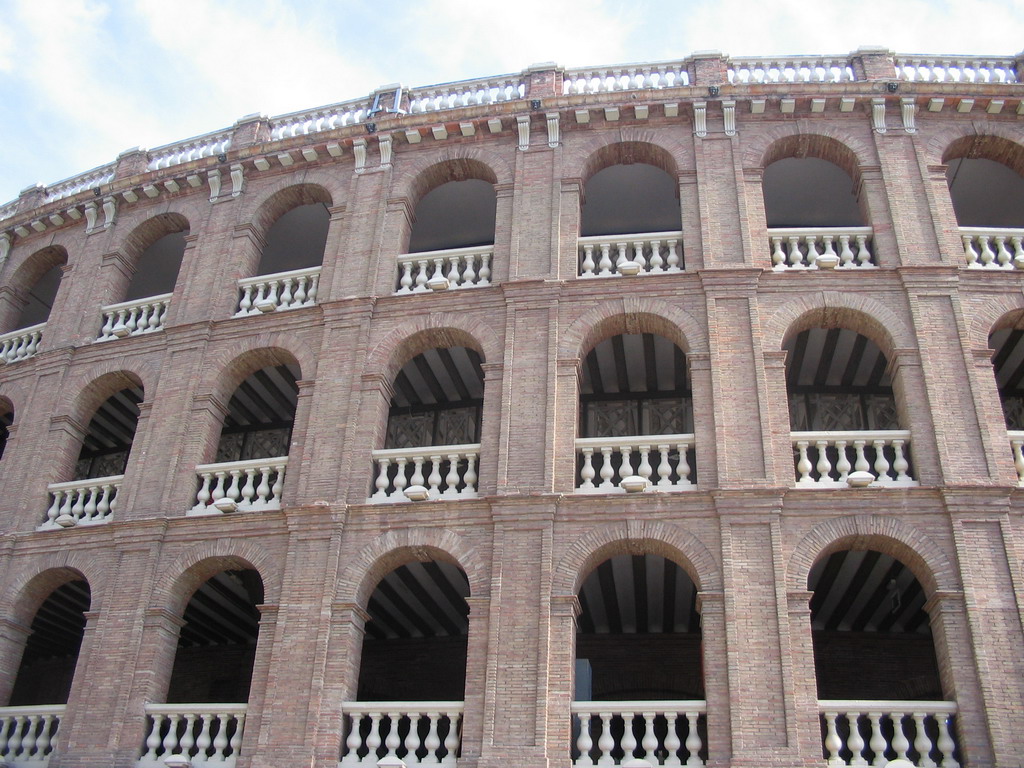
[679,170,703,271]
[540,594,579,768]
[550,357,580,493]
[314,203,348,304]
[888,347,942,486]
[688,353,718,489]
[968,347,1019,485]
[283,379,315,505]
[460,595,493,765]
[762,350,794,489]
[317,603,370,767]
[162,233,201,328]
[920,161,965,265]
[117,400,154,519]
[0,617,31,704]
[690,52,728,87]
[477,362,504,496]
[114,147,150,180]
[231,113,271,150]
[696,590,729,767]
[925,589,996,768]
[556,178,582,281]
[162,391,229,514]
[371,196,413,296]
[341,373,393,505]
[740,166,768,269]
[849,47,896,81]
[784,590,823,764]
[524,63,562,101]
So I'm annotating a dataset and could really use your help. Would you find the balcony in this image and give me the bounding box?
[791,431,916,487]
[819,700,958,767]
[97,294,171,341]
[959,227,1024,269]
[0,705,64,767]
[575,435,695,492]
[1010,431,1024,485]
[339,702,462,767]
[395,246,492,294]
[137,704,246,768]
[234,266,320,316]
[768,227,875,270]
[40,474,122,529]
[369,444,480,502]
[188,457,287,515]
[571,701,706,766]
[578,232,683,278]
[0,323,44,364]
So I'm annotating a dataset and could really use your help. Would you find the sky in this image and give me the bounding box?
[1,0,1023,206]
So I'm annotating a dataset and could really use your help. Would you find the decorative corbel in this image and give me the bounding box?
[546,112,560,147]
[353,138,367,172]
[693,101,708,138]
[901,97,917,133]
[872,97,887,133]
[230,164,244,197]
[516,115,530,151]
[207,169,222,202]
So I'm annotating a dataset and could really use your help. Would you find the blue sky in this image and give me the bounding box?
[1,0,1022,205]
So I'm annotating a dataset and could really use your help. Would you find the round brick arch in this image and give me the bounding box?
[60,366,152,429]
[565,129,693,183]
[119,212,191,262]
[150,539,280,618]
[559,299,709,360]
[969,294,1024,350]
[392,150,512,209]
[742,126,878,174]
[2,244,67,308]
[336,527,489,608]
[2,548,111,624]
[926,124,1024,175]
[245,181,337,239]
[785,514,959,597]
[365,312,503,385]
[763,291,916,357]
[199,339,313,406]
[552,520,722,598]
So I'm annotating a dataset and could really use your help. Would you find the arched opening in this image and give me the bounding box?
[7,578,90,706]
[15,264,63,330]
[398,161,497,293]
[100,218,187,340]
[572,553,706,765]
[190,363,299,515]
[1,248,66,363]
[236,196,329,315]
[944,138,1024,268]
[44,383,143,529]
[0,402,13,461]
[784,326,913,486]
[371,346,484,501]
[762,150,874,269]
[578,157,682,277]
[576,333,695,491]
[341,557,468,765]
[142,568,262,765]
[989,315,1024,429]
[809,548,958,765]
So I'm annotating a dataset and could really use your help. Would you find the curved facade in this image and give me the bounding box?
[0,48,1022,768]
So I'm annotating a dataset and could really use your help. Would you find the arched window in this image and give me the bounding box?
[784,325,914,486]
[0,247,67,364]
[0,401,13,462]
[341,556,468,766]
[189,363,299,515]
[576,333,695,491]
[572,553,706,766]
[140,568,262,766]
[809,548,959,765]
[370,346,484,501]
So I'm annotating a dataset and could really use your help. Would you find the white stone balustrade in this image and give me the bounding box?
[188,457,287,515]
[234,267,320,316]
[147,132,232,171]
[958,228,1024,269]
[571,700,706,767]
[791,431,917,487]
[578,232,684,277]
[339,701,463,767]
[0,323,44,364]
[408,78,524,112]
[563,64,690,93]
[768,228,875,270]
[137,704,246,768]
[1009,431,1024,486]
[98,293,172,341]
[0,705,64,766]
[270,99,369,139]
[43,165,116,204]
[575,435,696,492]
[395,246,492,294]
[819,700,959,768]
[41,474,122,530]
[894,55,1019,83]
[729,56,855,83]
[369,444,480,502]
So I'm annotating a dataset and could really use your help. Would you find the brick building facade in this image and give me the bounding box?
[0,47,1022,768]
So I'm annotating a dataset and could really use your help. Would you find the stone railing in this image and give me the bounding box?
[339,701,462,767]
[0,323,44,364]
[41,475,122,529]
[234,266,320,316]
[819,700,958,767]
[0,705,64,766]
[575,434,696,492]
[894,55,1019,83]
[959,227,1024,269]
[791,431,916,487]
[43,164,116,204]
[137,704,246,768]
[98,293,172,341]
[578,232,684,277]
[768,227,875,270]
[188,457,287,516]
[563,63,690,94]
[395,246,493,294]
[147,131,233,171]
[571,700,706,766]
[369,444,480,502]
[1009,431,1024,485]
[270,98,369,140]
[408,77,524,113]
[729,56,856,83]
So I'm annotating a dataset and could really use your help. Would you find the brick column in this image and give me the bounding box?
[556,178,582,281]
[477,362,504,497]
[696,590,729,767]
[540,594,579,768]
[688,353,718,489]
[316,603,370,767]
[0,617,31,704]
[492,182,514,285]
[162,233,201,328]
[551,357,581,493]
[784,590,823,765]
[460,595,493,765]
[283,379,315,505]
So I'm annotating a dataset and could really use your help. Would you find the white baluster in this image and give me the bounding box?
[873,439,891,482]
[598,244,613,276]
[6,717,23,760]
[195,473,213,511]
[856,234,871,265]
[820,235,838,266]
[683,711,703,767]
[962,235,980,266]
[640,712,658,762]
[398,261,415,293]
[414,260,429,291]
[663,711,682,767]
[788,236,803,267]
[913,713,937,768]
[393,458,409,499]
[384,712,402,759]
[979,235,996,267]
[422,712,440,763]
[597,712,615,766]
[581,245,596,276]
[847,713,868,766]
[478,253,491,285]
[598,447,615,489]
[70,488,85,523]
[816,440,833,482]
[237,284,255,315]
[195,712,214,761]
[619,446,635,485]
[240,468,257,507]
[255,467,272,506]
[890,712,911,761]
[179,712,197,759]
[462,253,477,286]
[656,444,672,486]
[447,256,461,287]
[163,713,182,758]
[100,311,115,339]
[270,465,284,504]
[345,714,363,761]
[621,712,638,760]
[796,441,814,484]
[443,454,461,497]
[410,457,425,490]
[462,454,477,496]
[225,469,242,504]
[229,712,244,760]
[805,235,821,267]
[576,713,595,766]
[854,440,870,473]
[373,458,391,499]
[442,712,460,761]
[427,455,443,497]
[823,711,844,766]
[868,712,887,766]
[666,239,681,271]
[45,490,63,527]
[308,273,320,303]
[82,484,99,522]
[839,235,855,267]
[637,445,653,483]
[210,471,228,506]
[936,713,959,768]
[677,442,692,487]
[835,441,851,482]
[580,448,596,489]
[632,240,647,271]
[892,439,911,482]
[995,236,1012,267]
[294,276,309,305]
[1011,236,1024,268]
[649,240,664,272]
